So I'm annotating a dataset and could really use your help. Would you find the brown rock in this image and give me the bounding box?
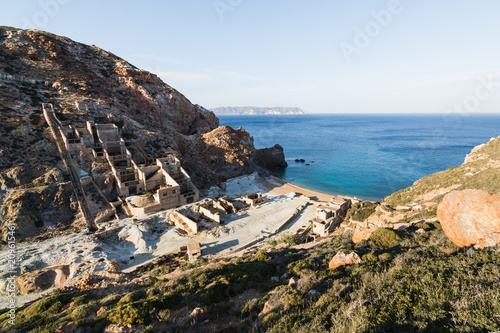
[288,277,297,288]
[54,321,77,333]
[190,307,204,320]
[437,189,500,249]
[61,301,75,312]
[0,27,287,243]
[329,252,361,270]
[103,324,134,333]
[97,306,108,316]
[106,260,121,272]
[74,274,98,290]
[16,265,70,295]
[258,289,288,318]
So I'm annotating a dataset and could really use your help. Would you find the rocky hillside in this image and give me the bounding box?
[4,221,500,332]
[345,135,500,243]
[0,26,286,243]
[211,106,305,115]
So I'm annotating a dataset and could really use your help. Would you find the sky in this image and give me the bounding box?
[1,0,500,113]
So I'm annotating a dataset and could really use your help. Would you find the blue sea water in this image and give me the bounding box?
[218,114,500,201]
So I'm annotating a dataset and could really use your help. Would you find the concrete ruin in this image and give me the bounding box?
[51,113,199,216]
[242,192,267,207]
[186,242,201,261]
[312,198,352,237]
[198,197,236,223]
[179,242,202,261]
[168,210,198,234]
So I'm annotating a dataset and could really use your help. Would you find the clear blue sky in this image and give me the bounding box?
[2,1,500,113]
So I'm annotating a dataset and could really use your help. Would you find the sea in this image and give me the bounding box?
[218,113,500,201]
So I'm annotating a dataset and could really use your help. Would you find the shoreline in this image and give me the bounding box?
[261,175,366,203]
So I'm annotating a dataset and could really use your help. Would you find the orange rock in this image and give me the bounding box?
[329,252,361,269]
[352,227,378,243]
[97,306,108,316]
[190,307,205,320]
[437,190,500,249]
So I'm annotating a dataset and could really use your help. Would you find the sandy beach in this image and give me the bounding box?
[260,175,359,203]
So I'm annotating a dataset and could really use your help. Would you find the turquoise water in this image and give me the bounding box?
[218,114,500,201]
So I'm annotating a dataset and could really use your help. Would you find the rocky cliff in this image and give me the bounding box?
[0,26,286,242]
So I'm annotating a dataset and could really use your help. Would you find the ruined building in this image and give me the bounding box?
[50,108,199,215]
[312,198,352,237]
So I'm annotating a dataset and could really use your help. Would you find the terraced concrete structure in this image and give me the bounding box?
[46,103,199,216]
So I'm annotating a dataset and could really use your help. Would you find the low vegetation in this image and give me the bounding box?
[346,201,378,222]
[3,224,500,332]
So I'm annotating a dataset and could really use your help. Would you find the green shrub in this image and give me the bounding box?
[369,228,402,249]
[118,290,145,304]
[362,253,378,263]
[100,294,121,306]
[284,294,302,310]
[262,312,281,326]
[288,258,319,277]
[348,202,378,222]
[106,304,144,326]
[255,250,270,261]
[377,253,394,262]
[72,293,93,306]
[430,221,443,230]
[70,304,98,322]
[240,297,266,319]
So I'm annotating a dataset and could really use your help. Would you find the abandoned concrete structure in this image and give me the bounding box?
[180,243,202,261]
[242,192,267,207]
[168,210,198,234]
[54,117,199,216]
[186,242,201,260]
[312,199,352,237]
[198,197,236,223]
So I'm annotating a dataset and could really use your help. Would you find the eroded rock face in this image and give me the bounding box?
[437,189,500,249]
[254,144,288,170]
[328,251,361,269]
[1,182,79,242]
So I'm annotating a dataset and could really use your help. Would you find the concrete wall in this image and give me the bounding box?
[317,209,334,221]
[199,205,221,223]
[313,221,328,237]
[169,211,198,234]
[243,193,267,207]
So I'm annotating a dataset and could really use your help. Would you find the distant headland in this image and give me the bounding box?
[211,106,306,115]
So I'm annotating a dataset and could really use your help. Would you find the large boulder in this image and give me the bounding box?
[328,251,361,269]
[437,189,500,249]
